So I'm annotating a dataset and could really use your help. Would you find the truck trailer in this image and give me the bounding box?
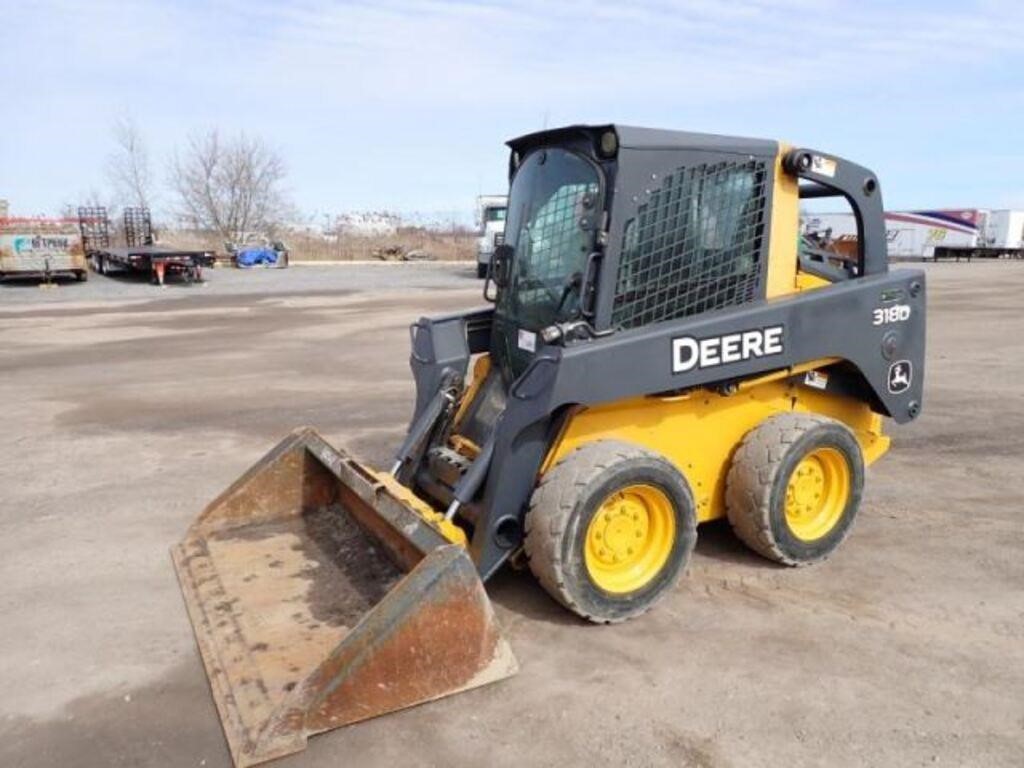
[78,206,216,285]
[803,208,1024,261]
[0,216,88,282]
[475,194,507,278]
[982,209,1024,252]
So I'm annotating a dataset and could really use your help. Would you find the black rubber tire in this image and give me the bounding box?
[476,262,488,279]
[76,270,88,282]
[524,440,697,623]
[725,413,865,566]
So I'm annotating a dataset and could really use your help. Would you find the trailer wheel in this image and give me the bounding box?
[725,413,864,566]
[76,270,88,282]
[525,440,697,623]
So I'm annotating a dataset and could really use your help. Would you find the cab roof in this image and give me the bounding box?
[506,124,777,157]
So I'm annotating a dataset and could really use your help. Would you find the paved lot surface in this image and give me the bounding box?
[1,263,1022,767]
[0,260,480,305]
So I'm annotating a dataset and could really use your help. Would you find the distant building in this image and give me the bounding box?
[333,212,401,237]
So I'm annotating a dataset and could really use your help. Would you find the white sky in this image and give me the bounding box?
[3,0,1023,219]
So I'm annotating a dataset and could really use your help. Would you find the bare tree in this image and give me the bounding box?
[107,117,153,210]
[170,130,289,244]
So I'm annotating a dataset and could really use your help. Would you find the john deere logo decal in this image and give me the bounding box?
[888,360,912,394]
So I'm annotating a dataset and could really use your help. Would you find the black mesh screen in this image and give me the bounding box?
[611,159,768,329]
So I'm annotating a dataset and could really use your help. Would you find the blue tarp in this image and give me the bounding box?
[236,247,280,267]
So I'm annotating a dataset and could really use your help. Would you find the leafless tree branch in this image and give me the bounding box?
[170,130,289,244]
[107,117,153,210]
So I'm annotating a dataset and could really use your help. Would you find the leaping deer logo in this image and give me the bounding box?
[888,361,912,393]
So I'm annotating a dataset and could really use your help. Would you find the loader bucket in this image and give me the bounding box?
[172,428,517,768]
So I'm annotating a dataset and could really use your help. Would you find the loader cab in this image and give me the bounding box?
[486,125,889,387]
[487,125,778,384]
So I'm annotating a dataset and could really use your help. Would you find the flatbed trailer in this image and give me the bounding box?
[91,245,216,284]
[933,245,1024,262]
[79,206,215,285]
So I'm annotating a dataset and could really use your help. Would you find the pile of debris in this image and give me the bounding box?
[371,245,436,262]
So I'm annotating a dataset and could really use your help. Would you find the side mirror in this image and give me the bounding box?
[483,244,513,303]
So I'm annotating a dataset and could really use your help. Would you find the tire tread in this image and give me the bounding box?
[725,412,840,566]
[525,440,687,623]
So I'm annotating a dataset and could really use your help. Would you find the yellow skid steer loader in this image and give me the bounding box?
[174,125,925,766]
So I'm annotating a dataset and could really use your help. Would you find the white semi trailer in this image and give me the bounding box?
[475,195,507,278]
[982,210,1024,251]
[803,208,1024,261]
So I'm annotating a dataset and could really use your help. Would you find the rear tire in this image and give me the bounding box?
[525,440,697,623]
[76,270,88,282]
[476,262,488,279]
[725,413,864,566]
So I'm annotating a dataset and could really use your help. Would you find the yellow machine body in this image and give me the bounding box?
[539,368,888,524]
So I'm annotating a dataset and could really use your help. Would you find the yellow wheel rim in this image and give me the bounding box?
[584,483,676,594]
[784,447,851,542]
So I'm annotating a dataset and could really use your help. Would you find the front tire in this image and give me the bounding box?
[725,413,865,565]
[525,440,697,623]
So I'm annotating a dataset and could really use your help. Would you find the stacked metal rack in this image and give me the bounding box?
[123,207,154,247]
[77,206,111,253]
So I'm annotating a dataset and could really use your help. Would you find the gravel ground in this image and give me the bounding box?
[0,261,481,305]
[0,261,1022,768]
